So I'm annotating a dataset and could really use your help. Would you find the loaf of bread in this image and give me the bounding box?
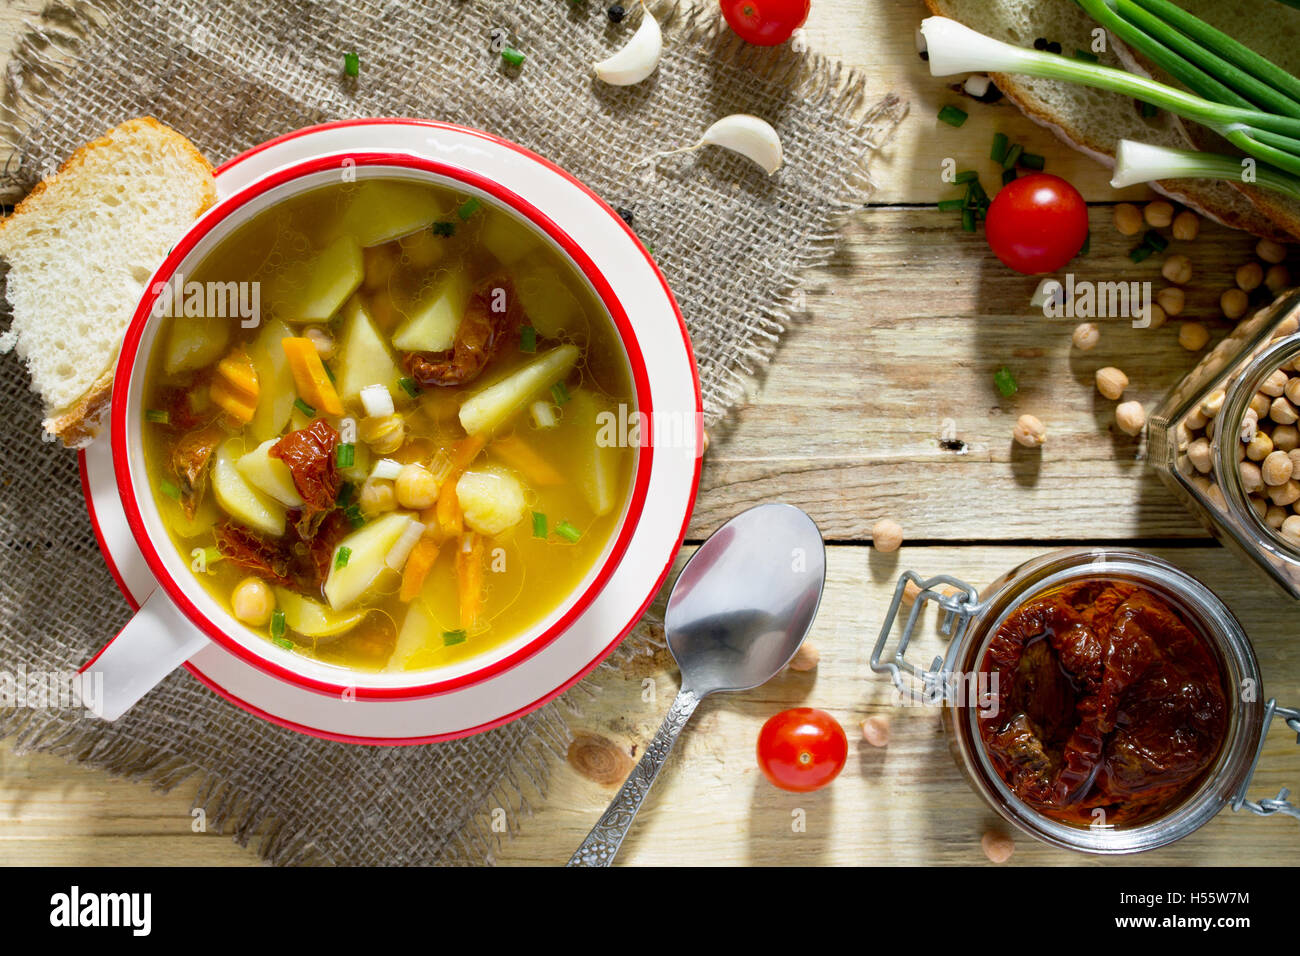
[0,117,217,447]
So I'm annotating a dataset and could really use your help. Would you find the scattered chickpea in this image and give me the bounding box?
[1263,450,1294,486]
[860,715,891,748]
[1161,254,1193,285]
[1115,401,1146,437]
[1156,286,1185,316]
[1095,367,1129,400]
[1144,200,1174,228]
[1178,322,1210,351]
[1169,210,1199,240]
[789,642,820,672]
[981,830,1016,864]
[872,518,904,553]
[231,577,275,627]
[1114,203,1143,236]
[1072,322,1100,350]
[1221,288,1250,320]
[1266,264,1291,294]
[1013,413,1047,448]
[1145,302,1168,329]
[360,477,397,515]
[1237,261,1264,292]
[1257,238,1288,264]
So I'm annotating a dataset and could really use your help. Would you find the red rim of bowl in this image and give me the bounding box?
[110,150,658,702]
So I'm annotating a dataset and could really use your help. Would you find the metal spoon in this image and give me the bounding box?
[567,503,826,866]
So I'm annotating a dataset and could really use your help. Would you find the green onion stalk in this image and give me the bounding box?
[919,13,1300,196]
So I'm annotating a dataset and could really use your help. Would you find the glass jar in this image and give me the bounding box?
[1150,289,1300,597]
[870,548,1299,854]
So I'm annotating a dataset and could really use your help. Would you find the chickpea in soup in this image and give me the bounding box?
[141,177,636,672]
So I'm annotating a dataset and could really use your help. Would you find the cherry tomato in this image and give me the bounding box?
[756,707,847,792]
[720,0,811,46]
[983,172,1089,275]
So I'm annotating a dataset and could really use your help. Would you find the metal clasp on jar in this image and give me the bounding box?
[1232,699,1300,823]
[869,570,983,704]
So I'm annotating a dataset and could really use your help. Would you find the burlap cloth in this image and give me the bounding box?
[0,0,903,864]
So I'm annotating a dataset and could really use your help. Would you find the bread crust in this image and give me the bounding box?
[0,117,217,446]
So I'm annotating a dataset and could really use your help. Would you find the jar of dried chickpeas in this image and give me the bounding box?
[1149,288,1300,597]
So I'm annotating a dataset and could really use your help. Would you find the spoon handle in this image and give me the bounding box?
[567,688,701,866]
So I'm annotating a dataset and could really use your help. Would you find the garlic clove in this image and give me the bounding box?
[699,114,783,174]
[594,7,662,86]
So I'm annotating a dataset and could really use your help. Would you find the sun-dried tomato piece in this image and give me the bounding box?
[170,421,226,519]
[404,277,522,387]
[270,418,341,537]
[213,521,295,588]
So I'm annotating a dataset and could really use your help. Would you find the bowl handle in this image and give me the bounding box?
[80,588,210,720]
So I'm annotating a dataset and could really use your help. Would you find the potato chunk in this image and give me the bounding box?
[456,467,527,536]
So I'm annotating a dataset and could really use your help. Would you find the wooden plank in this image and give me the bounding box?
[496,543,1300,866]
[690,205,1272,541]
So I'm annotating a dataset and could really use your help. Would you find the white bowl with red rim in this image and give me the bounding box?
[78,119,702,740]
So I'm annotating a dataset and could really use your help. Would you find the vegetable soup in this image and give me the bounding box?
[141,176,636,672]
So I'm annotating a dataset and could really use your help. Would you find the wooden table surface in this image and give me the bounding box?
[3,0,1299,867]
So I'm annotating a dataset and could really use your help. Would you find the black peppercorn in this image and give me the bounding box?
[608,4,626,23]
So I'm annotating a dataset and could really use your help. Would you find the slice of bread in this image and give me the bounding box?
[0,117,216,447]
[922,0,1300,241]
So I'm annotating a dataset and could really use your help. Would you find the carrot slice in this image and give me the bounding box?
[399,538,440,602]
[448,434,486,473]
[455,532,484,631]
[435,479,463,537]
[282,337,343,416]
[489,434,564,485]
[209,346,260,424]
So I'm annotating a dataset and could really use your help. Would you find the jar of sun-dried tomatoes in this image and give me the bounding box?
[870,548,1298,854]
[1149,288,1300,598]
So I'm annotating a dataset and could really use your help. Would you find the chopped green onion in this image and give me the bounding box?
[993,367,1018,398]
[457,197,481,220]
[555,521,582,543]
[272,636,295,651]
[398,376,420,399]
[344,503,366,529]
[1002,143,1023,170]
[160,479,182,500]
[550,381,571,405]
[343,52,360,77]
[430,220,456,237]
[938,104,968,127]
[961,207,976,232]
[954,169,979,183]
[335,546,352,569]
[1019,152,1046,170]
[937,198,965,212]
[271,610,287,641]
[1130,243,1155,263]
[990,132,1009,162]
[1141,229,1169,252]
[294,398,316,417]
[501,47,526,67]
[145,408,170,424]
[532,511,547,539]
[337,482,355,507]
[966,180,988,205]
[323,362,336,384]
[443,629,468,646]
[519,324,537,353]
[336,442,356,469]
[1001,168,1017,186]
